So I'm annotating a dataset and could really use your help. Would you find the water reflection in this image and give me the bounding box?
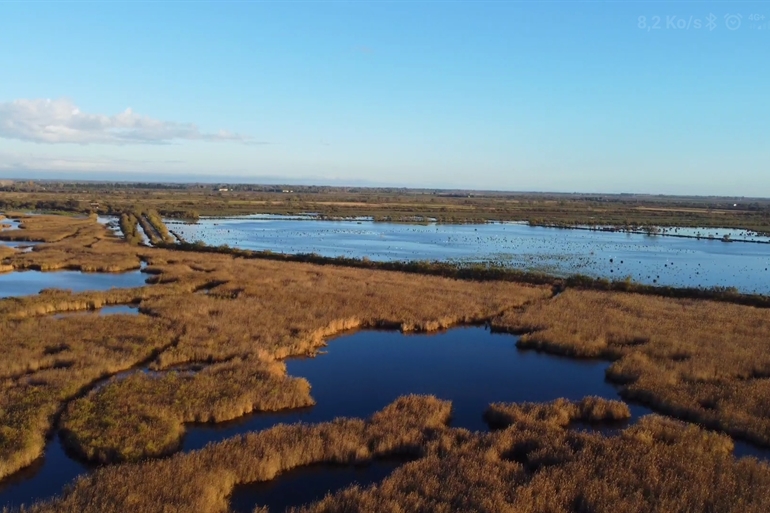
[183,328,630,449]
[170,216,770,294]
[0,270,148,299]
[0,436,90,511]
[1,327,768,511]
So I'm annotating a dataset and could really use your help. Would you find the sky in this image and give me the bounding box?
[0,1,768,195]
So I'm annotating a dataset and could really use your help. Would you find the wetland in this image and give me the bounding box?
[1,210,770,512]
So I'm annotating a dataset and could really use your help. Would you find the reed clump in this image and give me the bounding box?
[0,314,175,480]
[60,358,314,462]
[0,245,16,261]
[484,397,631,429]
[144,209,175,244]
[493,289,770,446]
[118,213,143,245]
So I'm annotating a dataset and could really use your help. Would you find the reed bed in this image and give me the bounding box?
[4,213,770,512]
[137,252,550,368]
[0,214,549,474]
[0,215,93,243]
[118,213,143,245]
[0,314,175,480]
[298,409,762,513]
[21,395,451,513]
[60,358,314,462]
[52,255,548,462]
[493,289,770,445]
[15,397,770,513]
[3,214,142,272]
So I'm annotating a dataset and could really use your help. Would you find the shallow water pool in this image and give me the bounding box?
[0,270,148,299]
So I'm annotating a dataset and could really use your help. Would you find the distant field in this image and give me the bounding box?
[1,181,769,233]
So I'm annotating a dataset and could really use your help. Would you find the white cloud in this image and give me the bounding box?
[0,98,253,145]
[0,150,186,173]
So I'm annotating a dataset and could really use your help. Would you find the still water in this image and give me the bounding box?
[1,328,766,511]
[170,216,770,294]
[230,460,406,513]
[0,269,148,298]
[0,327,643,510]
[53,305,140,318]
[183,328,643,449]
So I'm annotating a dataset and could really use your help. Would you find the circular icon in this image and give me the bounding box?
[725,14,742,30]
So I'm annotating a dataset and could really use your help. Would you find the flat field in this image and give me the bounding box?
[2,182,770,232]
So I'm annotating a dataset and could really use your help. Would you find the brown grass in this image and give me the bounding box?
[5,213,770,513]
[484,396,631,429]
[60,358,314,462]
[0,314,175,480]
[18,397,770,513]
[23,395,452,513]
[3,214,142,272]
[0,213,549,475]
[492,289,770,446]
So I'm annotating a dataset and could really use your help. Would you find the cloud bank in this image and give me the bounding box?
[0,98,251,145]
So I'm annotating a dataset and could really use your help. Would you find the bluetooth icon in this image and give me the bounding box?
[706,13,718,30]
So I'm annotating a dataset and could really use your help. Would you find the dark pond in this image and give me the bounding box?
[230,459,407,513]
[170,215,770,294]
[184,328,644,449]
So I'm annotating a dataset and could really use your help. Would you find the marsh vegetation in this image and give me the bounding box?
[19,397,770,513]
[2,212,770,512]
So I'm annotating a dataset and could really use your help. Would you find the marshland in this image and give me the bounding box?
[2,209,770,512]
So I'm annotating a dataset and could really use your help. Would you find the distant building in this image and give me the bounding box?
[218,188,229,192]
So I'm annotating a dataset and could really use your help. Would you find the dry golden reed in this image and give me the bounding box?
[16,397,770,513]
[493,289,770,445]
[4,213,770,513]
[1,214,548,476]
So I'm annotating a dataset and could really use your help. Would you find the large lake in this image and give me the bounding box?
[170,216,770,294]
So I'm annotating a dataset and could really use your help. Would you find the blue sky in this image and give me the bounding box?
[0,1,767,195]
